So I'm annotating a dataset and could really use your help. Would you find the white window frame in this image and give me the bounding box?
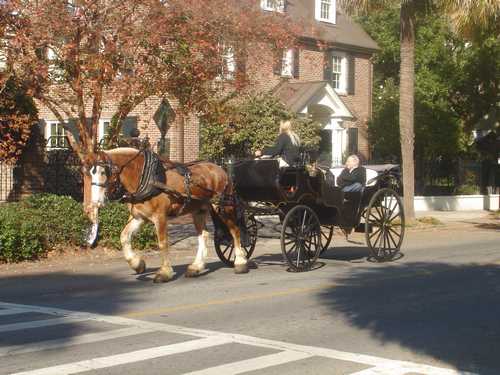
[331,51,347,94]
[281,48,294,77]
[261,0,285,12]
[98,119,114,143]
[45,121,68,149]
[315,0,336,24]
[216,43,236,80]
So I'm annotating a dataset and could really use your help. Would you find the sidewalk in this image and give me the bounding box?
[415,210,494,223]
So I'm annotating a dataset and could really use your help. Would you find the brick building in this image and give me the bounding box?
[39,0,377,163]
[1,0,378,201]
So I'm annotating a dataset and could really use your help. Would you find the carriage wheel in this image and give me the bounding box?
[281,205,321,272]
[214,214,258,267]
[365,188,405,262]
[320,225,334,255]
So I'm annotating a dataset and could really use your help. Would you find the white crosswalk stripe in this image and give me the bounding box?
[0,327,152,357]
[0,301,478,375]
[0,316,89,333]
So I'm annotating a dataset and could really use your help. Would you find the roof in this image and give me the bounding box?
[272,81,353,118]
[285,0,379,52]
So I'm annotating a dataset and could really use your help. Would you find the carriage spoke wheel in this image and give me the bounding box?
[365,188,405,262]
[281,205,321,272]
[214,214,258,267]
[320,225,334,255]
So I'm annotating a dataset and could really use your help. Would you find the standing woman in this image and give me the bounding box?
[255,120,301,167]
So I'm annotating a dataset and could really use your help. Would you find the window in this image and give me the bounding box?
[261,0,285,12]
[315,0,336,24]
[46,122,68,149]
[281,49,294,77]
[98,119,123,144]
[331,52,347,93]
[217,44,236,80]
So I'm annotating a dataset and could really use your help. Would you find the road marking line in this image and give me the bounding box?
[0,302,479,375]
[350,364,477,375]
[9,336,232,375]
[0,326,153,357]
[122,284,336,318]
[0,317,88,333]
[183,350,313,375]
[0,308,28,316]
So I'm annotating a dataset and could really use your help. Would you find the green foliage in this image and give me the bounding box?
[200,93,322,160]
[361,9,466,164]
[0,194,157,263]
[22,194,89,247]
[0,203,45,262]
[98,202,157,250]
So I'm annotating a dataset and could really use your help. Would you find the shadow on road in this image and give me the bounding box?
[317,262,500,373]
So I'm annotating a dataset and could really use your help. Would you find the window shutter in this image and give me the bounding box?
[347,127,358,155]
[347,53,355,95]
[293,48,300,79]
[236,48,247,77]
[273,49,283,76]
[323,50,333,83]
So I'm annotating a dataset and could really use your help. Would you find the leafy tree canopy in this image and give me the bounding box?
[0,78,38,164]
[358,8,498,163]
[200,93,322,161]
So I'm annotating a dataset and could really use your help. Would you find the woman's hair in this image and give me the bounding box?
[279,120,300,146]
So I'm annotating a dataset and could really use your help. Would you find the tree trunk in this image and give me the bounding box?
[83,167,92,217]
[399,4,416,221]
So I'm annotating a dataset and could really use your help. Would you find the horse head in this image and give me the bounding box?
[88,149,134,207]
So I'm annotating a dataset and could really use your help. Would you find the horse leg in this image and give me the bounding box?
[186,210,209,277]
[153,215,175,283]
[120,216,146,274]
[221,207,249,274]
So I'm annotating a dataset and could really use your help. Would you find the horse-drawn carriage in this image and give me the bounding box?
[214,159,405,271]
[89,147,405,282]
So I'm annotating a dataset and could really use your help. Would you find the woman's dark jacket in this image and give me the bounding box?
[262,133,300,166]
[337,167,366,188]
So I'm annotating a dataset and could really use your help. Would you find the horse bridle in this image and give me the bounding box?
[90,150,144,197]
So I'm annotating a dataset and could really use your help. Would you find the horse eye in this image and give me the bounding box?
[101,171,106,176]
[91,166,97,174]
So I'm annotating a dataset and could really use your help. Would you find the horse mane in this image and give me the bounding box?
[105,147,140,156]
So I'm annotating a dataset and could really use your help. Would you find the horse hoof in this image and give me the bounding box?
[234,263,249,274]
[185,264,206,278]
[153,273,172,283]
[135,259,146,274]
[185,269,199,278]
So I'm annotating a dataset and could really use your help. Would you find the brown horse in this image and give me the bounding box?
[87,147,249,283]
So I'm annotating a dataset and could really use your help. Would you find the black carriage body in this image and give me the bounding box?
[230,159,345,226]
[216,159,405,270]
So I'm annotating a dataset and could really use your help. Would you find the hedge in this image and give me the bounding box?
[0,194,157,263]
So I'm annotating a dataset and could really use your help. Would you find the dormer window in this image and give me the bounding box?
[315,0,336,24]
[261,0,285,13]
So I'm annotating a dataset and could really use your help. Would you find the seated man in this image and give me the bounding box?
[337,155,366,192]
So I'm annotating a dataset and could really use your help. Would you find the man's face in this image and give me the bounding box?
[346,157,355,169]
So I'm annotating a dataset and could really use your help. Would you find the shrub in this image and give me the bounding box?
[0,194,157,263]
[0,203,45,262]
[22,194,89,247]
[98,202,157,250]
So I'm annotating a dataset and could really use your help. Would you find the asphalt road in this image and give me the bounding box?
[0,223,499,375]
